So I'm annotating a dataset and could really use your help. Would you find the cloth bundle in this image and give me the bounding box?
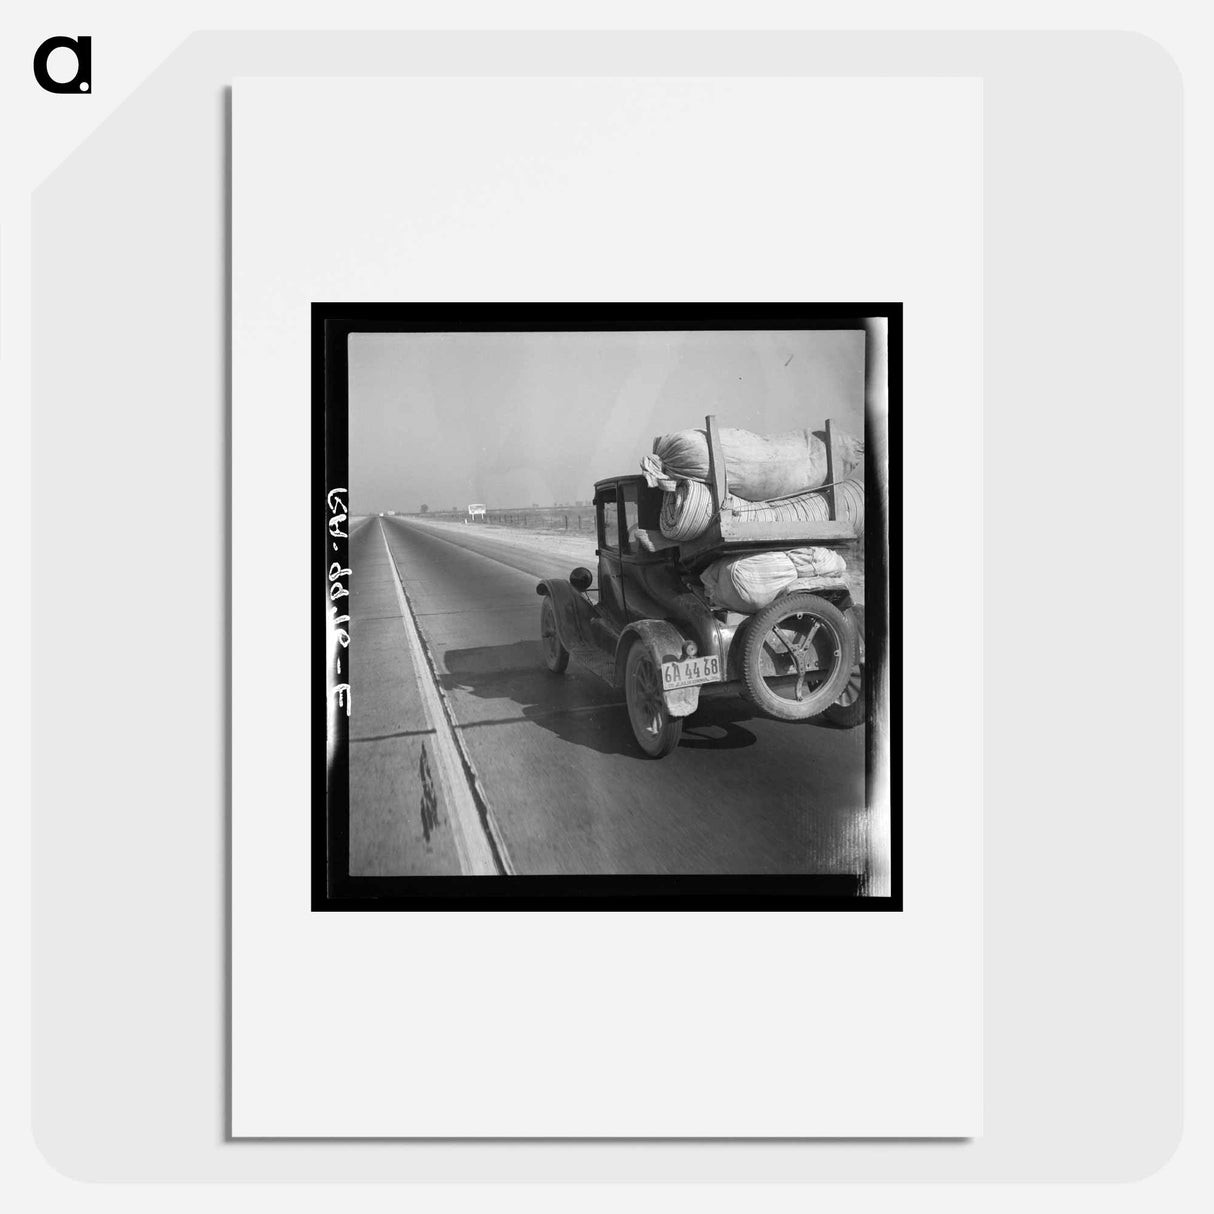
[642,425,863,502]
[699,547,848,614]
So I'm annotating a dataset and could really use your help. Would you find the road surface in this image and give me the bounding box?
[346,515,869,877]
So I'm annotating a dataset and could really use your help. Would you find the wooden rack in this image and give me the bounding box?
[671,414,859,562]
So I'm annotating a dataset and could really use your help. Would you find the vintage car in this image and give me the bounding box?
[536,417,865,757]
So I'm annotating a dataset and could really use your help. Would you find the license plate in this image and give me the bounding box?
[661,654,721,690]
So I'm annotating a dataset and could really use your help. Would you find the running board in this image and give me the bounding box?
[567,639,616,685]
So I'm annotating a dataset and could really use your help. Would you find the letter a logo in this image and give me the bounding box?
[33,36,92,94]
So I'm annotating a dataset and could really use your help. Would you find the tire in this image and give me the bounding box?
[624,643,683,758]
[740,592,855,721]
[539,596,570,673]
[822,605,866,729]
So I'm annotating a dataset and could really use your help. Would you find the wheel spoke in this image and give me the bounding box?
[767,620,820,700]
[631,657,664,738]
[772,618,822,657]
[771,628,798,659]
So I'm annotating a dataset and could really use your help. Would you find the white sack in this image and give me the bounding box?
[699,547,847,614]
[647,426,863,502]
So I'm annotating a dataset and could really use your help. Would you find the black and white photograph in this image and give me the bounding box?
[317,305,899,908]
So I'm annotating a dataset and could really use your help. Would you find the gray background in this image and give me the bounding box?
[31,31,1181,1181]
[349,328,864,515]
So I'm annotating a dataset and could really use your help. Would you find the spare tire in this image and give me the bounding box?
[739,592,855,721]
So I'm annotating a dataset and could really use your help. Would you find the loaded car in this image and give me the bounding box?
[536,416,866,757]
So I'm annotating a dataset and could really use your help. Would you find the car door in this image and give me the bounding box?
[617,479,675,622]
[595,485,627,623]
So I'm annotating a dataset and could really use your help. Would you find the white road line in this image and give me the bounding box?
[378,521,505,876]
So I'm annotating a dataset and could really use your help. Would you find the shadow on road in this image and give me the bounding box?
[441,641,772,758]
[677,710,759,751]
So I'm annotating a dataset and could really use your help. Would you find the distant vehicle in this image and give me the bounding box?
[536,415,864,757]
[467,503,487,522]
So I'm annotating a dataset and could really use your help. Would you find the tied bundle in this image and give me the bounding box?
[642,425,862,503]
[699,548,849,615]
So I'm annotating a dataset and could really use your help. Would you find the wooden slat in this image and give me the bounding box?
[721,517,857,542]
[705,414,728,509]
[674,518,857,562]
[824,418,838,521]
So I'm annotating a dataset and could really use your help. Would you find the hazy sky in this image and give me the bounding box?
[348,329,864,514]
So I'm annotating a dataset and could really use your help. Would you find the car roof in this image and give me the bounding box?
[593,474,649,492]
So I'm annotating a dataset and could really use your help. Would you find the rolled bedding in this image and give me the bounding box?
[727,479,864,536]
[659,477,865,542]
[659,479,715,541]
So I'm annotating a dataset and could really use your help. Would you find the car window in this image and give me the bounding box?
[636,484,663,531]
[620,482,639,552]
[600,494,619,551]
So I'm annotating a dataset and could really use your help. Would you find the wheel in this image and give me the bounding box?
[739,592,855,721]
[624,643,683,758]
[822,605,866,728]
[539,596,569,673]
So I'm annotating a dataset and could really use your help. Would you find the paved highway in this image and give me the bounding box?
[347,515,869,878]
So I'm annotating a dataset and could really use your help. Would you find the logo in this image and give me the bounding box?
[33,35,91,94]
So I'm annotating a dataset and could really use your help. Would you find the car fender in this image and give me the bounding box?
[614,619,701,718]
[848,602,866,665]
[535,578,595,648]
